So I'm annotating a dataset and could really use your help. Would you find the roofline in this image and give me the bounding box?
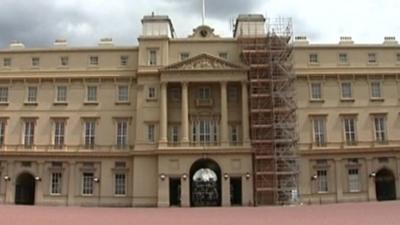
[0,46,139,53]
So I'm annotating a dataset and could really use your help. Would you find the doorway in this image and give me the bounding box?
[169,177,181,206]
[230,177,242,206]
[375,168,396,201]
[190,158,221,207]
[15,173,36,205]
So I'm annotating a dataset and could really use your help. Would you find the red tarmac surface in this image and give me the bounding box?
[1,201,399,225]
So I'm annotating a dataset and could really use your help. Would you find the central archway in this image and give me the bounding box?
[375,168,396,201]
[15,173,35,205]
[190,158,221,207]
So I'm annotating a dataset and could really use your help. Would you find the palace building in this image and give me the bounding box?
[0,13,399,207]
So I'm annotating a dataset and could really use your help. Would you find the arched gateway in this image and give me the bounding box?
[15,173,36,205]
[190,158,221,207]
[375,168,396,201]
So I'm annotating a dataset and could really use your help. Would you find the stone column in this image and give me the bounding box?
[366,157,376,201]
[157,176,169,207]
[181,82,189,146]
[335,159,343,203]
[181,175,190,207]
[220,82,229,146]
[5,161,14,204]
[222,175,231,206]
[159,82,168,145]
[67,161,76,206]
[35,161,45,205]
[241,81,250,146]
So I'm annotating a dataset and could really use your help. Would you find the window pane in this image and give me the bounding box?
[371,82,381,98]
[311,83,322,99]
[118,85,129,102]
[341,82,352,98]
[82,172,94,195]
[57,86,67,102]
[87,86,97,102]
[0,87,8,102]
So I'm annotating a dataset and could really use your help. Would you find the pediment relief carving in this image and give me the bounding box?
[162,53,246,72]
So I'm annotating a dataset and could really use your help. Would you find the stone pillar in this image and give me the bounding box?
[220,82,229,146]
[181,82,189,146]
[241,81,250,146]
[157,176,169,207]
[335,159,343,203]
[5,161,14,204]
[181,176,190,207]
[159,82,168,145]
[366,158,376,201]
[67,161,76,206]
[222,175,231,206]
[35,161,45,205]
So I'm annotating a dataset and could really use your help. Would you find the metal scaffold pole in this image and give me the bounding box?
[239,17,299,205]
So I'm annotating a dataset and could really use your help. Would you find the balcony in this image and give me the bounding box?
[196,98,213,107]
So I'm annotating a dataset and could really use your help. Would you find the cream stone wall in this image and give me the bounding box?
[295,42,400,204]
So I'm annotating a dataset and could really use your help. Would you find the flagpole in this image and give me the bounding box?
[202,0,205,25]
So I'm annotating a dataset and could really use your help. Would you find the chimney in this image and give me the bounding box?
[9,40,25,49]
[294,36,309,46]
[98,38,114,47]
[339,36,354,45]
[53,39,68,47]
[383,36,398,45]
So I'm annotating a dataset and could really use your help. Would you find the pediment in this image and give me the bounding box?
[162,53,247,72]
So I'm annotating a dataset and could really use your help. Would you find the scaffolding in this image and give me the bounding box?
[239,17,299,205]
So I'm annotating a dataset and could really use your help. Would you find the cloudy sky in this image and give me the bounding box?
[0,0,399,48]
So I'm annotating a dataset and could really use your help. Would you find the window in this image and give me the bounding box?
[343,117,357,145]
[338,53,348,64]
[60,56,69,66]
[86,86,97,102]
[3,58,11,67]
[310,83,322,100]
[230,125,240,144]
[396,53,400,63]
[50,172,62,195]
[199,87,211,100]
[312,117,326,147]
[309,53,319,64]
[27,86,38,103]
[0,87,8,103]
[370,81,382,98]
[180,52,190,61]
[82,172,94,195]
[116,120,128,148]
[317,170,328,193]
[147,124,155,143]
[228,86,238,102]
[169,125,179,144]
[191,120,218,145]
[120,56,129,66]
[368,53,377,64]
[117,85,129,102]
[169,87,181,102]
[24,120,35,148]
[219,52,228,59]
[84,120,96,149]
[54,120,65,148]
[149,49,157,65]
[56,86,67,102]
[89,56,99,65]
[348,169,360,192]
[32,57,40,67]
[374,116,387,143]
[147,87,156,100]
[341,82,352,99]
[0,120,5,146]
[115,173,126,196]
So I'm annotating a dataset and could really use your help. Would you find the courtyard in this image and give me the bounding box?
[0,201,399,225]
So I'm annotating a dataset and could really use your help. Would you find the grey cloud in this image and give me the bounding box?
[0,0,92,48]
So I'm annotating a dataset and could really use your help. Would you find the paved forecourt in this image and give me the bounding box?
[0,201,399,225]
